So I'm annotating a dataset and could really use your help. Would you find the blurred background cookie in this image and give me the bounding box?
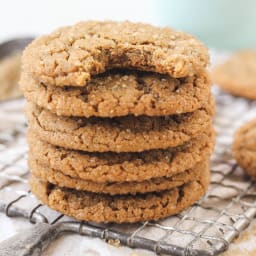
[0,38,33,101]
[211,51,256,99]
[0,52,21,101]
[233,119,256,178]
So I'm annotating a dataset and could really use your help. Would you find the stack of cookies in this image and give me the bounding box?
[20,21,215,223]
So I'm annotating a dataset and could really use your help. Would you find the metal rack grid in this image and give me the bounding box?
[0,88,256,256]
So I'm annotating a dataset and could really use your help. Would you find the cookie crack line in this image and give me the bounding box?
[22,21,209,87]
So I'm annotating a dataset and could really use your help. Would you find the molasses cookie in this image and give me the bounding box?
[28,131,214,182]
[30,166,210,223]
[212,51,256,99]
[233,119,256,178]
[29,159,208,195]
[20,69,210,117]
[22,21,209,87]
[26,101,214,152]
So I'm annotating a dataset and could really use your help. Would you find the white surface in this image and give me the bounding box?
[43,234,154,256]
[0,0,160,42]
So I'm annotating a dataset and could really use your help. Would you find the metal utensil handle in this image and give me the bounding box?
[0,223,60,256]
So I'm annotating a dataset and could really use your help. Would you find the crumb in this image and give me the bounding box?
[107,239,121,247]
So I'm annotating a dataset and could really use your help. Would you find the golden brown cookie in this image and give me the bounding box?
[26,100,214,152]
[233,119,256,178]
[0,52,22,101]
[28,131,214,183]
[22,21,209,87]
[211,51,256,99]
[20,69,211,117]
[29,158,208,195]
[30,166,210,223]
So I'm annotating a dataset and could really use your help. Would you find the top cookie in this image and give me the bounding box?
[22,21,209,87]
[212,51,256,99]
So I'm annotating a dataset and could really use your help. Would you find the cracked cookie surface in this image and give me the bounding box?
[21,69,211,117]
[212,51,256,99]
[28,131,214,182]
[233,119,256,178]
[22,21,209,87]
[26,99,214,152]
[29,159,208,195]
[30,166,210,223]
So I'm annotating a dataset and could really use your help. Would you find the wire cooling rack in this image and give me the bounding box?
[0,88,256,256]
